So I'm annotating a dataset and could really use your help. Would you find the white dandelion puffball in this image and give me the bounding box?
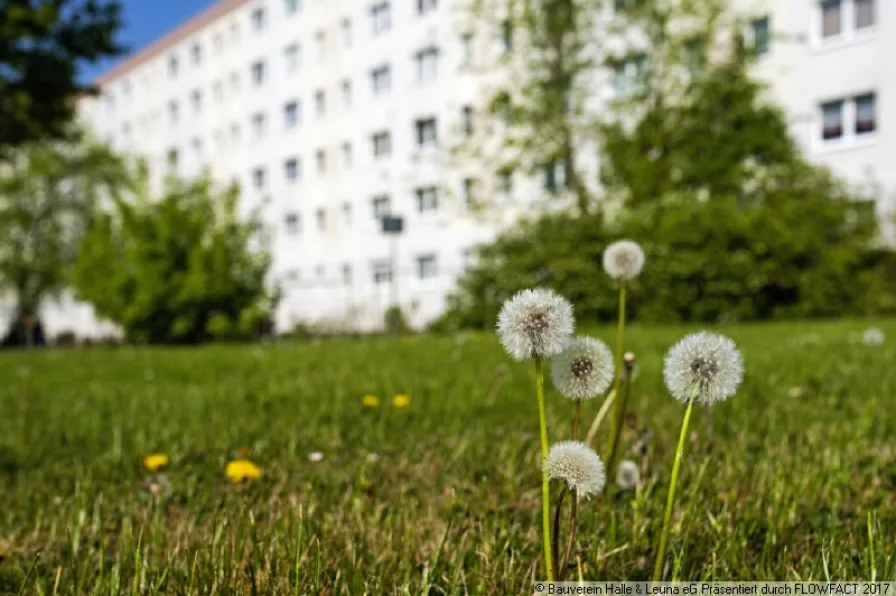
[616,460,640,490]
[543,441,606,499]
[496,288,574,361]
[863,328,885,346]
[602,240,645,281]
[308,452,324,462]
[663,331,744,406]
[551,337,614,400]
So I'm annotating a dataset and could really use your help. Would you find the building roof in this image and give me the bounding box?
[94,0,250,86]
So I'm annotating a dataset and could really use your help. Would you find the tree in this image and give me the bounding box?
[0,137,128,343]
[434,18,894,327]
[461,0,606,216]
[73,173,276,344]
[0,0,124,152]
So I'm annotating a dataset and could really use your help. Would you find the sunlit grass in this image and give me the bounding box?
[1,319,895,593]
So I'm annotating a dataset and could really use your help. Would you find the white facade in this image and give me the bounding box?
[68,0,894,337]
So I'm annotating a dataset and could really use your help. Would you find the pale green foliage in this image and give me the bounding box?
[0,137,128,318]
[73,172,275,344]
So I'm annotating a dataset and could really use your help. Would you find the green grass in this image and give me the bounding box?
[1,319,895,594]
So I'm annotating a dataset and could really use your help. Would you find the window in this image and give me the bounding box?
[285,213,301,236]
[168,56,179,77]
[499,169,513,200]
[855,0,874,29]
[230,71,241,92]
[212,80,223,103]
[417,255,437,280]
[315,30,326,57]
[284,43,300,73]
[285,0,301,14]
[543,161,567,191]
[230,21,240,43]
[342,263,352,284]
[251,60,266,86]
[252,167,266,190]
[315,90,326,117]
[821,100,844,140]
[612,54,648,96]
[285,158,300,182]
[316,208,326,231]
[821,0,842,38]
[683,38,705,74]
[340,19,352,47]
[372,131,391,158]
[191,43,202,65]
[415,118,437,147]
[230,122,241,140]
[372,261,392,285]
[418,0,437,15]
[855,93,876,134]
[167,148,179,171]
[251,112,266,140]
[460,33,473,67]
[462,178,476,207]
[415,47,439,82]
[168,100,179,125]
[372,195,391,218]
[341,142,352,168]
[316,149,327,174]
[371,2,391,34]
[461,106,474,136]
[191,138,203,162]
[371,65,391,95]
[341,80,352,108]
[415,187,439,212]
[213,33,223,54]
[315,265,325,277]
[285,101,300,128]
[191,90,202,113]
[251,7,266,31]
[751,17,770,56]
[341,203,352,228]
[501,20,513,53]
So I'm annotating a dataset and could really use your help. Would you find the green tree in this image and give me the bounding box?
[0,137,128,340]
[0,0,124,152]
[73,173,276,344]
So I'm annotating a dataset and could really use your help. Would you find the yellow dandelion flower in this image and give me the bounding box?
[226,459,262,483]
[393,393,410,408]
[143,453,169,471]
[362,394,380,407]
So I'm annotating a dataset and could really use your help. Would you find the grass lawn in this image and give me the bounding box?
[1,319,895,594]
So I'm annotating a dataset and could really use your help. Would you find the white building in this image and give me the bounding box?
[67,0,892,336]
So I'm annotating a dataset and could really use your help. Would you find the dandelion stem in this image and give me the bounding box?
[584,387,616,447]
[552,485,567,578]
[535,358,555,581]
[561,490,578,580]
[605,283,627,472]
[571,400,581,440]
[653,398,695,581]
[607,368,632,474]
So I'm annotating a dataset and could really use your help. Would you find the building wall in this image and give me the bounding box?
[65,0,894,338]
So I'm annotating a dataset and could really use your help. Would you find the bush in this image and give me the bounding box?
[73,174,276,344]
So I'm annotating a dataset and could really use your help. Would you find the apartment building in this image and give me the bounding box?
[61,0,894,336]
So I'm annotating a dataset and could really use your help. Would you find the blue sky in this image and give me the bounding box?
[79,0,218,83]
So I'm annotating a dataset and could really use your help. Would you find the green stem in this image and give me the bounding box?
[535,358,555,581]
[653,398,695,581]
[605,283,627,472]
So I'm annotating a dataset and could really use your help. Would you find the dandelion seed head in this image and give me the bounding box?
[616,460,640,490]
[543,441,605,499]
[551,337,614,400]
[602,240,645,281]
[496,288,574,361]
[863,328,885,346]
[663,331,743,406]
